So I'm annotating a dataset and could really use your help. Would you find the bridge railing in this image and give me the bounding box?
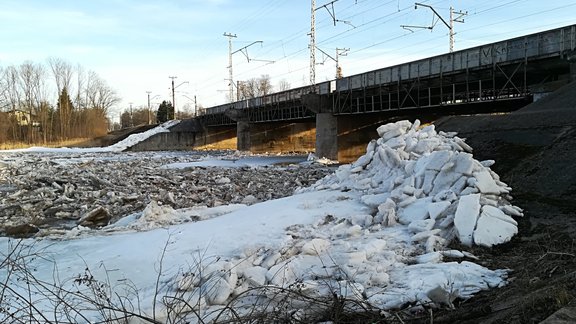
[337,24,575,92]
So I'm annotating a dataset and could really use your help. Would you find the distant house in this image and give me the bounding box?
[8,110,40,127]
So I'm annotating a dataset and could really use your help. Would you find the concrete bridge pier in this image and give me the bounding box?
[225,109,251,152]
[302,93,338,160]
[567,50,576,81]
[315,113,338,160]
[236,120,251,151]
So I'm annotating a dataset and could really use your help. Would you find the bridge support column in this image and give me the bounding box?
[568,50,576,82]
[225,108,251,152]
[316,113,338,160]
[302,93,338,160]
[237,120,251,151]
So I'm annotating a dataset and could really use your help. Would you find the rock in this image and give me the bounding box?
[77,206,110,228]
[3,223,39,238]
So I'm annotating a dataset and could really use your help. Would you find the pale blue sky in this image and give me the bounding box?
[0,0,574,119]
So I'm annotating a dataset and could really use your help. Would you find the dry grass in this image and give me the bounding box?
[0,138,93,150]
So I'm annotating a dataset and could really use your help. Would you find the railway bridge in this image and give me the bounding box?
[143,25,576,162]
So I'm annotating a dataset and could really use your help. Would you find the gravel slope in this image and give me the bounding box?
[430,81,576,323]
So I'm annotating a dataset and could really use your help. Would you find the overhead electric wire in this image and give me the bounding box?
[194,0,575,105]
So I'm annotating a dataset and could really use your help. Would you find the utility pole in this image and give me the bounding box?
[449,7,467,53]
[310,0,316,89]
[146,91,152,124]
[223,32,237,102]
[310,0,344,89]
[169,76,177,120]
[401,3,466,53]
[129,102,133,127]
[335,47,349,79]
[316,46,350,79]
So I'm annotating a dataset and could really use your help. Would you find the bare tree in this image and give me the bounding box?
[48,58,74,139]
[258,74,273,96]
[277,79,291,91]
[238,75,274,100]
[74,64,86,110]
[48,58,74,93]
[0,58,120,145]
[18,61,47,142]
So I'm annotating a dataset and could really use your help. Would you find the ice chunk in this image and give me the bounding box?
[368,272,390,286]
[433,190,457,202]
[425,151,453,171]
[454,137,473,153]
[352,150,374,168]
[364,239,387,258]
[454,194,481,246]
[481,205,518,226]
[411,229,441,241]
[398,198,432,224]
[473,209,518,247]
[384,136,406,149]
[408,219,435,232]
[432,169,462,194]
[377,198,398,226]
[480,160,496,167]
[422,170,438,194]
[361,193,391,207]
[416,252,443,264]
[202,275,233,305]
[453,152,475,175]
[441,250,465,258]
[474,170,503,194]
[378,146,403,168]
[500,205,524,217]
[449,176,468,194]
[267,260,297,287]
[242,266,268,286]
[428,201,451,220]
[413,137,441,154]
[377,120,412,138]
[301,238,331,255]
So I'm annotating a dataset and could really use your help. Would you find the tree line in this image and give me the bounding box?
[235,75,290,101]
[0,58,120,145]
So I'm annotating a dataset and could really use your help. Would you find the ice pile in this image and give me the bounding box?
[165,120,522,318]
[306,119,523,248]
[107,120,180,151]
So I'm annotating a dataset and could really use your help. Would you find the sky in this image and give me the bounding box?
[0,119,520,321]
[0,0,574,121]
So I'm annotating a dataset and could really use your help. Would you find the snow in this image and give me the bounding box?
[0,119,523,322]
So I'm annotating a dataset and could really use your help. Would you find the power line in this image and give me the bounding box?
[194,1,573,105]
